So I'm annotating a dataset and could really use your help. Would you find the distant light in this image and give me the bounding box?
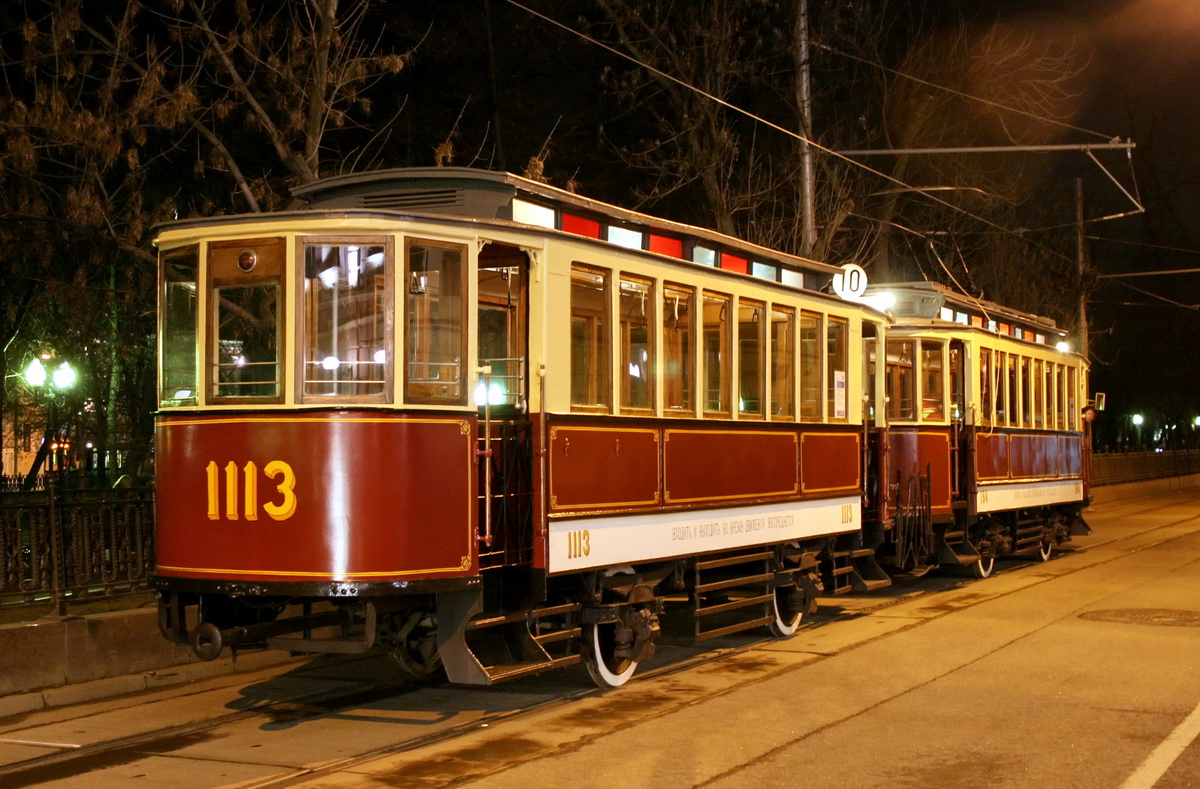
[1132,414,1144,426]
[174,389,193,399]
[24,358,47,387]
[86,442,94,449]
[321,356,340,371]
[51,362,76,390]
[1193,416,1200,427]
[233,355,247,368]
[1055,341,1070,353]
[473,381,506,406]
[863,291,895,312]
[373,349,386,364]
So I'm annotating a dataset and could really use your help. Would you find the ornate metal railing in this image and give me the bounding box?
[0,480,154,612]
[1092,450,1200,486]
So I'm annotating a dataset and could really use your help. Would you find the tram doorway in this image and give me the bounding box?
[476,243,536,578]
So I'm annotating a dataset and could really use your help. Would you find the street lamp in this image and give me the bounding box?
[22,355,78,478]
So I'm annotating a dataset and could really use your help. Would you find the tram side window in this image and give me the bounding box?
[1020,357,1032,427]
[1067,366,1078,430]
[663,284,694,413]
[406,239,467,405]
[949,342,964,421]
[209,237,284,402]
[703,292,731,415]
[302,240,390,400]
[994,351,1007,425]
[160,245,198,406]
[1060,364,1070,429]
[738,299,764,417]
[571,266,611,410]
[799,312,821,420]
[886,339,915,421]
[1034,359,1045,429]
[619,276,654,413]
[827,316,848,421]
[979,348,992,426]
[1007,354,1018,427]
[921,341,945,421]
[771,305,795,419]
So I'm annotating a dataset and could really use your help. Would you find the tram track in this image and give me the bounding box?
[1,496,1198,787]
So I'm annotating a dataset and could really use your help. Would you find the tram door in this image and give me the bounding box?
[476,243,534,571]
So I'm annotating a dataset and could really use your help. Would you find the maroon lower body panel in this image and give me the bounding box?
[155,411,477,583]
[976,429,1083,482]
[887,429,953,513]
[546,419,861,516]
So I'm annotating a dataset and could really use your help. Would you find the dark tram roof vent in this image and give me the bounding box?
[359,189,465,210]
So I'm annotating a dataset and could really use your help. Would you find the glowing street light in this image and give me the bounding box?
[1132,413,1144,426]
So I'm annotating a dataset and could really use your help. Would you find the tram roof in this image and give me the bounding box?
[289,167,842,278]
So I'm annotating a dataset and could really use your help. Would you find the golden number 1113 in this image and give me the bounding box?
[205,460,298,521]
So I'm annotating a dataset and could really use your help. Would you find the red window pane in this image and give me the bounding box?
[649,234,684,258]
[721,253,748,274]
[971,315,984,328]
[562,213,602,238]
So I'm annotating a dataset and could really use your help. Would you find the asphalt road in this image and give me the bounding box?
[1,491,1198,788]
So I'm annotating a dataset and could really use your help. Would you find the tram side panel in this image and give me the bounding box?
[154,411,479,589]
[971,429,1084,514]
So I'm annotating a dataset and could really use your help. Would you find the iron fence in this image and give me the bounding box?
[1092,450,1200,486]
[0,479,154,613]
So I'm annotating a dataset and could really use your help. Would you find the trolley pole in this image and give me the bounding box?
[1076,178,1089,362]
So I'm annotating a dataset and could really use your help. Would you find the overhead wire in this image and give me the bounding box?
[502,0,1082,271]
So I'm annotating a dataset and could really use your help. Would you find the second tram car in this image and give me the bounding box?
[153,168,1090,687]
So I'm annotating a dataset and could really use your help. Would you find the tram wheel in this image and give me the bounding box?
[386,610,443,678]
[584,621,638,688]
[971,540,996,579]
[768,584,804,638]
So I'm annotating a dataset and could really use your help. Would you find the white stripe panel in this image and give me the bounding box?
[548,497,860,574]
[976,479,1083,513]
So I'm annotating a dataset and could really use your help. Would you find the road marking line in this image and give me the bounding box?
[0,738,82,749]
[1122,700,1200,789]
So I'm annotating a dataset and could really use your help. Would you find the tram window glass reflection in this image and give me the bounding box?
[209,237,284,402]
[663,284,693,412]
[886,339,915,421]
[619,276,654,413]
[921,341,945,421]
[800,312,821,420]
[570,265,611,410]
[949,342,964,420]
[302,240,390,400]
[827,317,848,421]
[738,299,764,417]
[406,239,466,405]
[771,305,795,419]
[1056,364,1066,430]
[703,291,731,415]
[160,246,198,406]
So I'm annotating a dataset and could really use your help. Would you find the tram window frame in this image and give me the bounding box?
[207,237,286,404]
[738,298,765,418]
[979,347,992,426]
[298,236,393,403]
[886,339,916,422]
[570,264,612,412]
[702,291,732,417]
[827,316,849,421]
[404,238,468,406]
[921,340,946,421]
[662,282,695,414]
[159,245,199,407]
[994,351,1007,426]
[949,342,964,421]
[799,311,821,421]
[770,304,796,420]
[619,275,655,414]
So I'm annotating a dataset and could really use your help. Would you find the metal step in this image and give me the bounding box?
[482,654,581,682]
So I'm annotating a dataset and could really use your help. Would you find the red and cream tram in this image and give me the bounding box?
[152,167,1089,687]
